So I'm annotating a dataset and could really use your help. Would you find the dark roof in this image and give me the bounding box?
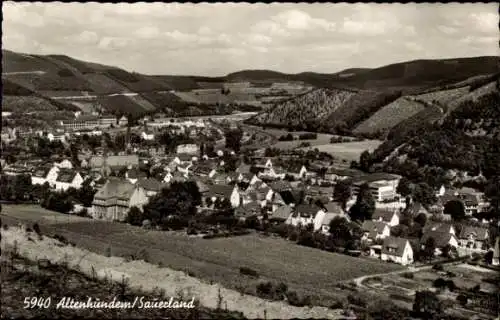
[33,166,52,178]
[459,226,489,240]
[137,178,163,192]
[56,169,78,183]
[127,168,147,179]
[323,202,343,214]
[279,190,297,205]
[90,155,139,169]
[405,202,430,216]
[421,231,457,248]
[381,236,410,257]
[94,178,136,201]
[362,220,389,239]
[235,202,261,218]
[269,181,292,192]
[270,205,293,221]
[294,204,321,217]
[206,184,234,198]
[423,222,454,234]
[352,172,402,184]
[372,209,399,223]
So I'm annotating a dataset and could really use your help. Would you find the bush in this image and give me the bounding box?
[239,267,259,278]
[286,291,311,307]
[57,68,75,77]
[347,294,367,307]
[256,281,273,299]
[432,263,444,271]
[402,272,414,279]
[457,293,468,306]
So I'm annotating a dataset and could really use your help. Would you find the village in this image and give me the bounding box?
[1,111,498,270]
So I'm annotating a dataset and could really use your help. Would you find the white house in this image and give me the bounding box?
[31,166,60,187]
[205,185,241,208]
[436,185,446,197]
[55,159,73,169]
[176,144,199,155]
[163,171,173,184]
[362,220,391,242]
[141,132,155,141]
[458,226,490,251]
[372,209,401,227]
[380,236,414,265]
[286,204,324,228]
[54,170,84,191]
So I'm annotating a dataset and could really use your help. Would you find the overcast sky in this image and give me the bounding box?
[2,2,498,76]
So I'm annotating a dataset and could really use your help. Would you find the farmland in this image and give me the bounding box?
[2,205,403,308]
[353,97,426,135]
[2,95,60,112]
[299,140,383,161]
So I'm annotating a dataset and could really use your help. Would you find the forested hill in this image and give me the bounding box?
[370,85,500,187]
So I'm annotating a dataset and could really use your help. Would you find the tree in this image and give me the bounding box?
[125,206,143,226]
[444,200,466,221]
[422,237,436,263]
[414,212,427,227]
[225,129,243,153]
[391,224,409,238]
[349,183,375,221]
[328,217,353,248]
[359,150,372,172]
[143,181,201,227]
[413,182,437,206]
[396,177,412,206]
[413,290,442,318]
[333,180,352,211]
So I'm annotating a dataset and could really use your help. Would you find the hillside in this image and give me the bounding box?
[371,84,500,180]
[248,88,357,130]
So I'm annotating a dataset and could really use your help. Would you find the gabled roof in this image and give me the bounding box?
[320,212,348,227]
[33,166,53,178]
[235,202,261,218]
[236,164,251,174]
[271,205,293,221]
[381,236,410,257]
[137,178,163,192]
[405,202,430,216]
[459,226,489,240]
[269,181,292,193]
[362,220,389,239]
[423,222,454,234]
[94,178,136,201]
[294,204,322,217]
[56,169,78,183]
[372,209,399,223]
[127,168,147,179]
[90,155,139,169]
[421,231,457,248]
[206,184,234,198]
[323,202,343,214]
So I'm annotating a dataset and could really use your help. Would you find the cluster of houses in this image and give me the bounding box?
[2,134,497,266]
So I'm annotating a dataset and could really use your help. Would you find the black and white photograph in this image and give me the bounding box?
[1,2,499,319]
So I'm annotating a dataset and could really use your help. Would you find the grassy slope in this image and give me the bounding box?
[1,205,402,307]
[353,97,426,135]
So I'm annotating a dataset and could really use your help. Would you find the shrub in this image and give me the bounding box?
[286,291,311,307]
[239,267,259,278]
[432,263,444,271]
[457,294,468,306]
[32,223,41,236]
[2,224,9,230]
[256,282,273,298]
[105,247,112,257]
[402,272,414,279]
[57,68,75,77]
[347,294,367,307]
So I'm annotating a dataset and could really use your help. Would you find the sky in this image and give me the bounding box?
[2,2,499,76]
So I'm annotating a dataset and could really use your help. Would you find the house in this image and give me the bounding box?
[55,159,73,169]
[372,209,400,227]
[269,205,293,223]
[258,166,286,180]
[136,178,164,198]
[324,168,364,181]
[176,144,199,155]
[314,203,348,234]
[205,184,240,208]
[405,202,431,217]
[118,116,128,126]
[362,220,391,241]
[492,237,499,266]
[255,158,273,169]
[163,171,174,184]
[31,165,60,187]
[54,169,84,191]
[380,236,414,265]
[89,155,139,172]
[126,168,147,184]
[192,163,217,178]
[458,226,490,251]
[91,178,148,222]
[234,202,261,221]
[421,231,459,254]
[423,222,455,235]
[286,204,324,228]
[141,131,155,141]
[436,185,446,197]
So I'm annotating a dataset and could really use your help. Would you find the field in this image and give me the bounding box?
[353,97,426,135]
[2,95,60,112]
[1,205,402,308]
[299,140,383,161]
[414,86,470,105]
